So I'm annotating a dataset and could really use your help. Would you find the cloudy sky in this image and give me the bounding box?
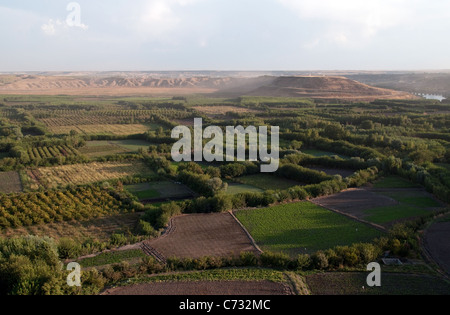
[1,0,449,71]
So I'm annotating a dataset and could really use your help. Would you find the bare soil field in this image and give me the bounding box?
[312,188,398,219]
[0,171,23,193]
[424,216,450,275]
[102,280,292,296]
[312,187,443,228]
[144,213,259,259]
[26,161,153,189]
[0,213,141,242]
[48,124,152,136]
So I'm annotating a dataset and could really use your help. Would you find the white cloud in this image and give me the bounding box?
[41,18,88,36]
[279,0,417,46]
[130,0,204,42]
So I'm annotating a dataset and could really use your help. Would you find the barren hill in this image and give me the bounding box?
[0,73,417,101]
[244,76,417,101]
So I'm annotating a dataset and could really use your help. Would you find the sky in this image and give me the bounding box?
[1,0,450,71]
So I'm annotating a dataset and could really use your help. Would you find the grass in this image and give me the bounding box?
[235,202,383,256]
[0,171,23,193]
[126,183,160,200]
[80,140,153,157]
[27,161,154,189]
[225,183,264,195]
[364,205,430,225]
[132,268,287,284]
[305,272,450,295]
[382,192,441,208]
[49,124,153,136]
[235,174,303,191]
[373,176,420,189]
[302,149,348,159]
[78,249,147,268]
[125,181,193,201]
[361,189,442,226]
[0,213,142,243]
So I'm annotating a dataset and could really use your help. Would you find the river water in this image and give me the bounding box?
[418,93,447,101]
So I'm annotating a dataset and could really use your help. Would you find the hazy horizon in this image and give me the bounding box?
[1,1,450,72]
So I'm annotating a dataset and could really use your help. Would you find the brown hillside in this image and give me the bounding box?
[246,76,418,101]
[0,74,417,100]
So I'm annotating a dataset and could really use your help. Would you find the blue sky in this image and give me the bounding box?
[1,0,450,71]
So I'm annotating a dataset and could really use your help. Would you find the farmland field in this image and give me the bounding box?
[79,140,153,157]
[424,215,450,275]
[235,174,304,191]
[103,269,293,295]
[1,213,141,243]
[225,183,264,195]
[126,181,193,201]
[0,171,22,193]
[373,176,421,189]
[313,186,444,227]
[307,166,355,178]
[306,272,450,295]
[77,249,147,268]
[26,161,154,189]
[235,202,383,256]
[302,149,348,159]
[48,124,153,135]
[144,213,259,259]
[192,106,262,117]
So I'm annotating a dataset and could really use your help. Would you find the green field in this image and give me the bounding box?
[235,202,383,256]
[373,176,421,189]
[364,205,430,225]
[126,181,193,201]
[235,174,303,191]
[225,183,264,195]
[77,249,147,268]
[302,149,348,159]
[80,140,153,157]
[306,272,450,295]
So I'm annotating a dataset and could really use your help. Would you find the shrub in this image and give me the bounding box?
[240,252,259,267]
[136,220,159,237]
[311,251,329,270]
[109,234,128,247]
[260,252,291,269]
[57,238,82,260]
[296,254,312,270]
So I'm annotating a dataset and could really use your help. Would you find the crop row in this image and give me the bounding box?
[0,187,136,229]
[26,145,80,161]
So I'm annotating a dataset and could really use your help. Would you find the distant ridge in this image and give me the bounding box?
[0,73,417,100]
[244,76,417,101]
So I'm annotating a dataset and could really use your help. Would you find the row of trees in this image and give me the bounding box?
[0,186,140,230]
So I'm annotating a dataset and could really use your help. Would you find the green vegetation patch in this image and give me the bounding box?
[302,149,348,159]
[135,268,287,284]
[125,181,193,201]
[235,174,303,191]
[364,205,430,225]
[0,171,23,194]
[226,183,264,195]
[78,249,147,268]
[306,272,450,295]
[235,202,383,256]
[373,176,420,189]
[80,140,153,157]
